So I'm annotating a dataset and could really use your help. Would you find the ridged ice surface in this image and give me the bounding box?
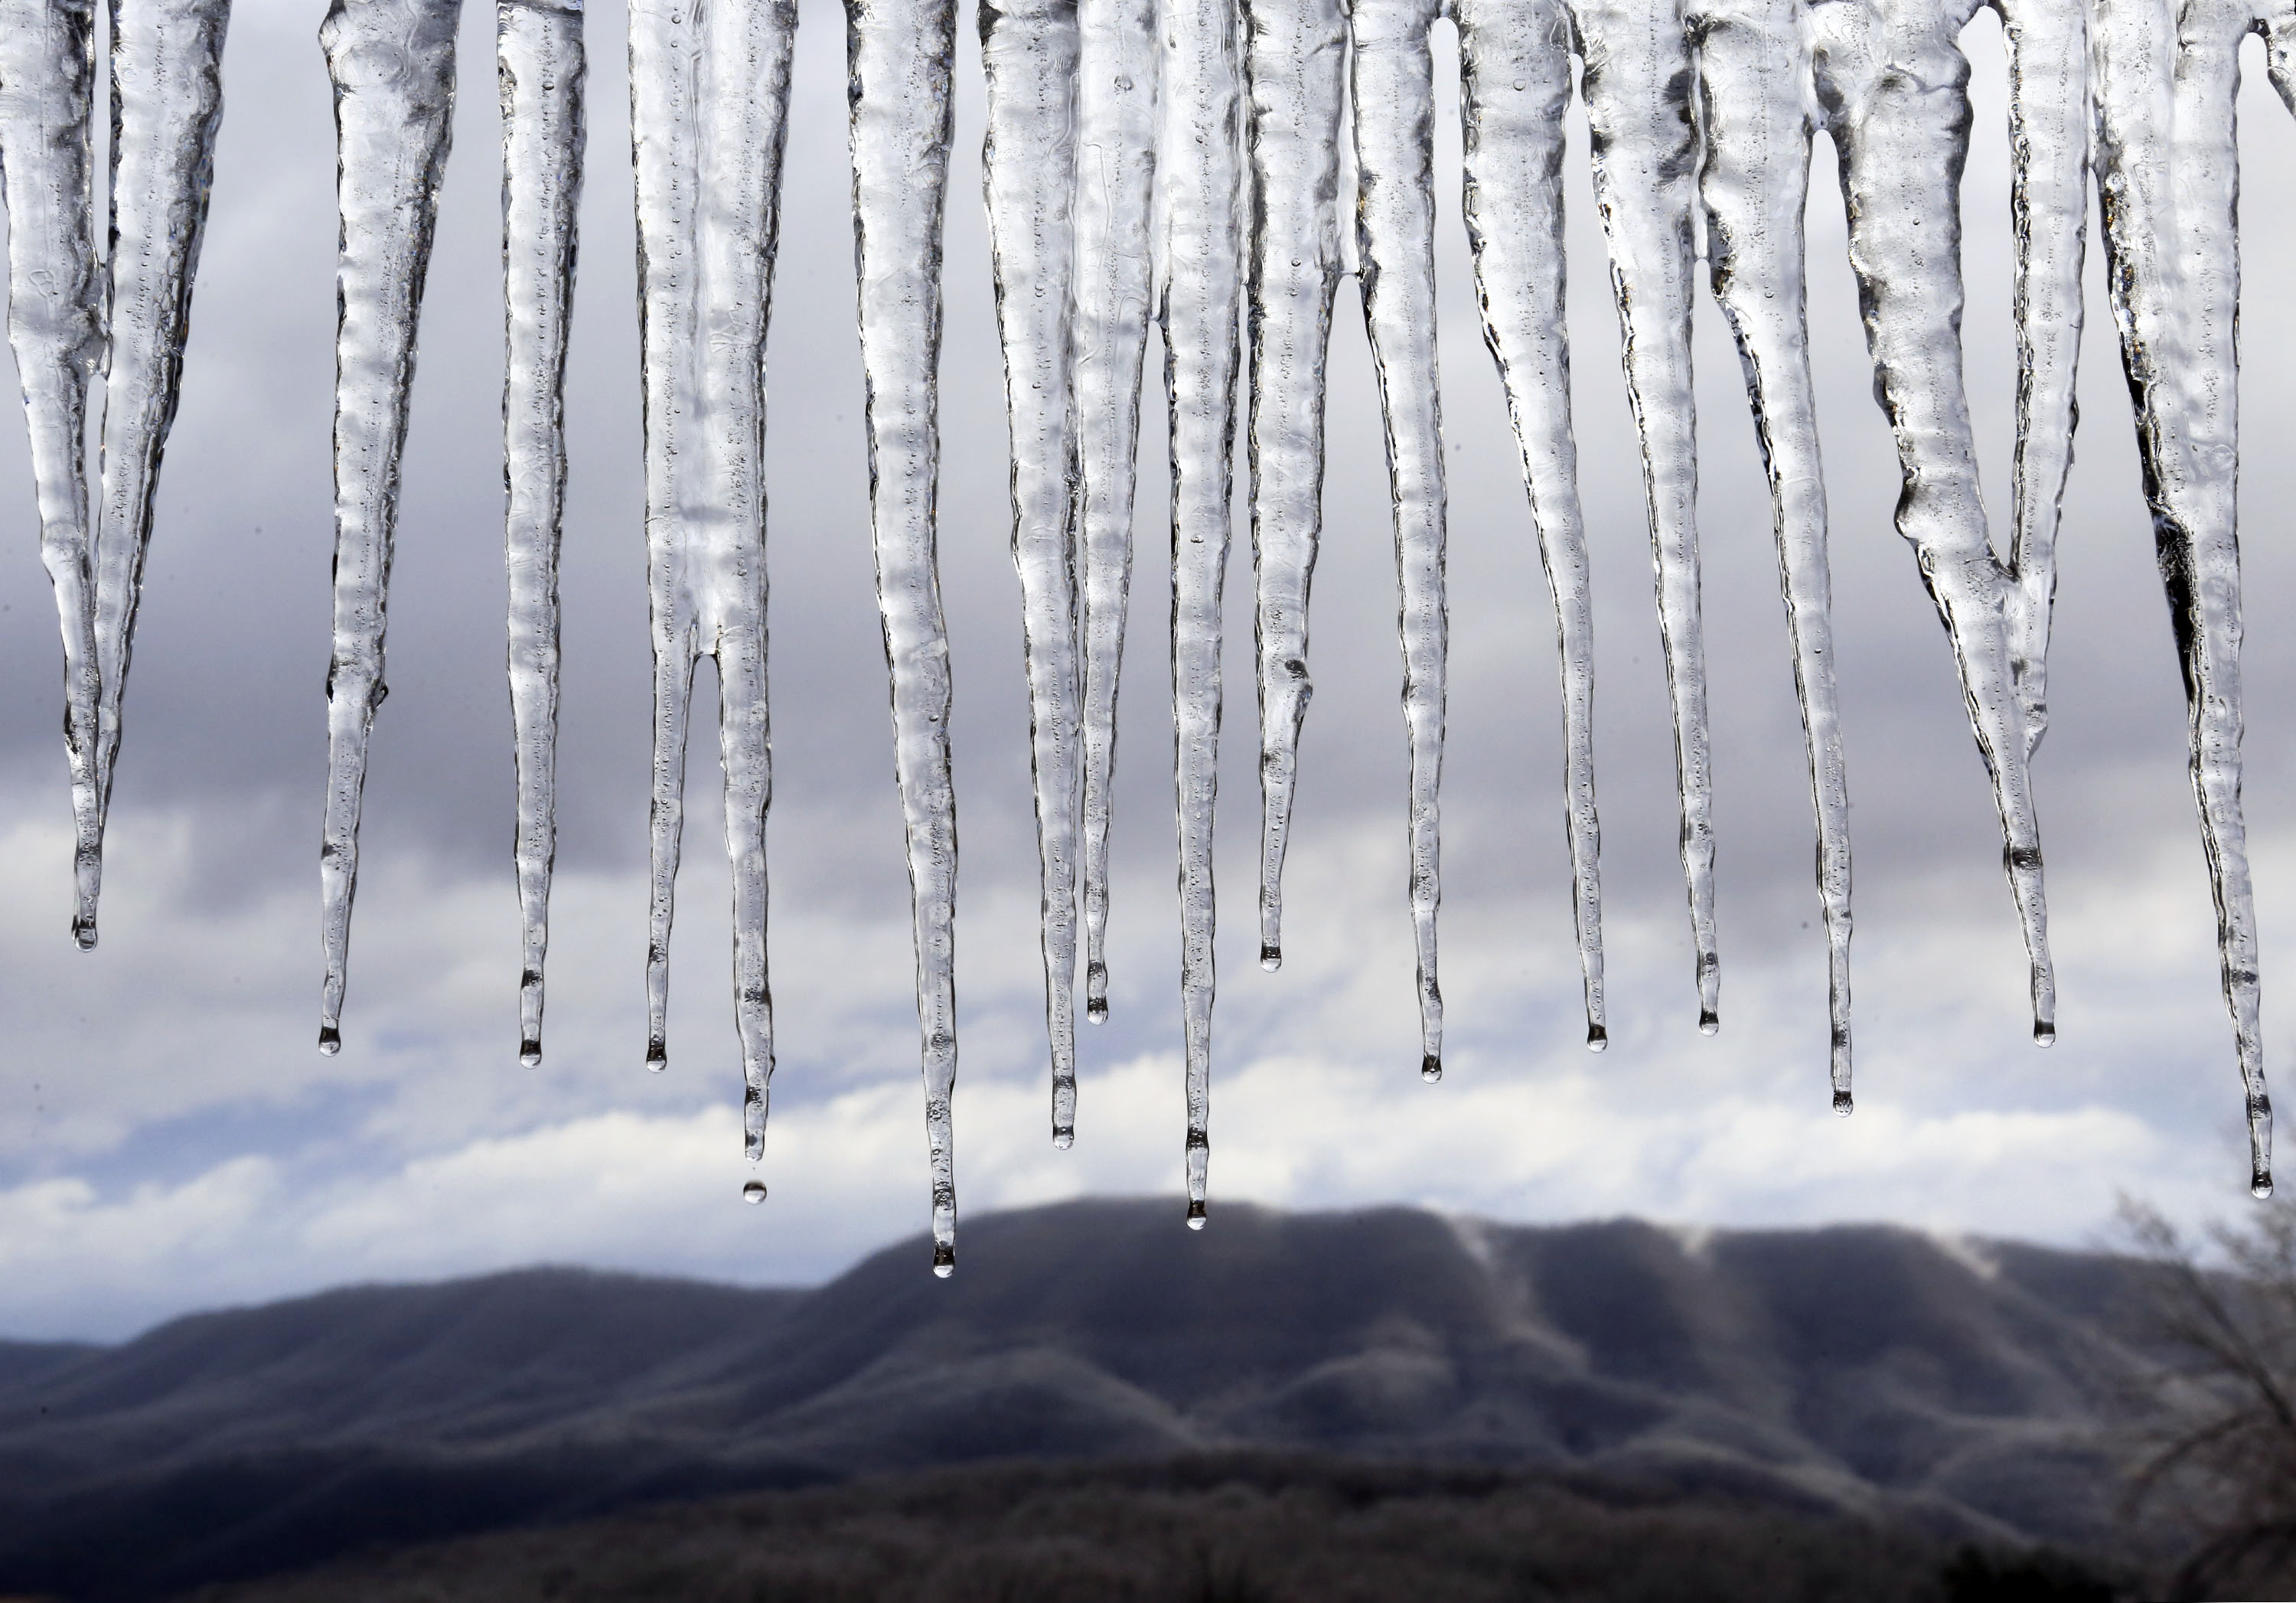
[849,0,963,1271]
[0,0,103,950]
[1352,0,1451,1076]
[980,0,1083,1146]
[317,0,462,1054]
[498,0,584,1068]
[2089,0,2270,1192]
[1993,0,2087,759]
[629,0,795,1157]
[1577,0,1717,1030]
[1456,0,1606,1050]
[1688,0,1854,1105]
[1813,0,2056,1047]
[1074,0,1156,1028]
[1159,0,1242,1227]
[92,0,232,921]
[1241,0,1343,980]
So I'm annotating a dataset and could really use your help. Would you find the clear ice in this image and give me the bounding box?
[1456,0,1607,1050]
[1241,0,1344,980]
[92,0,233,924]
[317,0,463,1054]
[628,0,796,1161]
[1159,0,1244,1226]
[1075,0,1156,1028]
[980,0,1084,1144]
[499,0,584,1069]
[848,0,964,1269]
[0,0,103,950]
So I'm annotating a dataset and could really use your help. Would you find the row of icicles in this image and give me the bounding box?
[2,0,2291,1270]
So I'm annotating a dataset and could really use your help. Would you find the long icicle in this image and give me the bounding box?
[629,0,795,1162]
[499,0,584,1067]
[1159,0,1242,1228]
[980,0,1084,1146]
[1688,0,1854,1105]
[2090,0,2269,1192]
[0,0,103,950]
[1574,0,1719,1031]
[90,0,231,883]
[1814,0,2056,1046]
[1455,0,1607,1050]
[1990,0,2086,758]
[1241,0,1344,979]
[849,0,964,1270]
[1075,0,1157,1028]
[1352,0,1452,1075]
[316,0,461,1053]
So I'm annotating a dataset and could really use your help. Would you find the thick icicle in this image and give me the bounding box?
[1574,0,1718,1030]
[1989,0,2086,756]
[90,0,231,883]
[1075,0,1156,1025]
[1241,0,1344,978]
[498,0,583,1067]
[848,0,963,1269]
[1352,0,1452,1074]
[0,0,103,949]
[2089,0,2270,1191]
[1454,0,1607,1048]
[1813,0,2056,1047]
[316,0,461,1053]
[628,0,794,1157]
[980,0,1083,1145]
[1159,0,1242,1226]
[1687,0,1855,1105]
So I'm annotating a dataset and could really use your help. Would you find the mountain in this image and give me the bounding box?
[0,1199,2166,1599]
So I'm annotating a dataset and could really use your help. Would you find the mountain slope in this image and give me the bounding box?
[0,1199,2162,1599]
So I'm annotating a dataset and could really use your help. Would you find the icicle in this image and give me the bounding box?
[1812,0,2056,1048]
[1241,0,1344,980]
[1159,0,1242,1227]
[629,0,794,1160]
[1686,0,1854,1106]
[498,0,583,1068]
[1454,0,1606,1050]
[1075,0,1156,1027]
[0,0,103,950]
[848,0,963,1270]
[1352,0,1452,1074]
[316,0,462,1053]
[980,0,1083,1146]
[2089,0,2270,1193]
[90,0,231,896]
[1990,0,2086,758]
[1575,0,1718,1031]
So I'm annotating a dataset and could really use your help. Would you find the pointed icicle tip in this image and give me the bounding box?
[1053,1126,1075,1150]
[931,1242,956,1278]
[742,1180,768,1204]
[1420,1054,1442,1084]
[1586,1024,1609,1053]
[1259,945,1282,973]
[318,1026,342,1056]
[519,1040,543,1069]
[1832,1090,1854,1118]
[1698,1010,1720,1037]
[1186,1199,1207,1231]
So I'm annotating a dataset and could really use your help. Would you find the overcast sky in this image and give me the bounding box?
[3,0,2295,1340]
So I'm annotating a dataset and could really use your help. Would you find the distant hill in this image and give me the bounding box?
[0,1199,2168,1600]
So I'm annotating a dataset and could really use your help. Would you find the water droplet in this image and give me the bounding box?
[1698,1010,1719,1036]
[1053,1127,1074,1150]
[1086,997,1108,1024]
[1186,1199,1207,1230]
[645,1041,667,1073]
[931,1242,955,1278]
[73,921,96,952]
[1259,945,1281,972]
[2033,1019,2055,1048]
[742,1180,768,1204]
[1833,1091,1855,1118]
[1586,1024,1608,1053]
[1420,1054,1441,1083]
[318,1026,342,1056]
[519,1040,543,1068]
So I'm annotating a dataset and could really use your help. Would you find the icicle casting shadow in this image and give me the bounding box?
[5,0,2296,1267]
